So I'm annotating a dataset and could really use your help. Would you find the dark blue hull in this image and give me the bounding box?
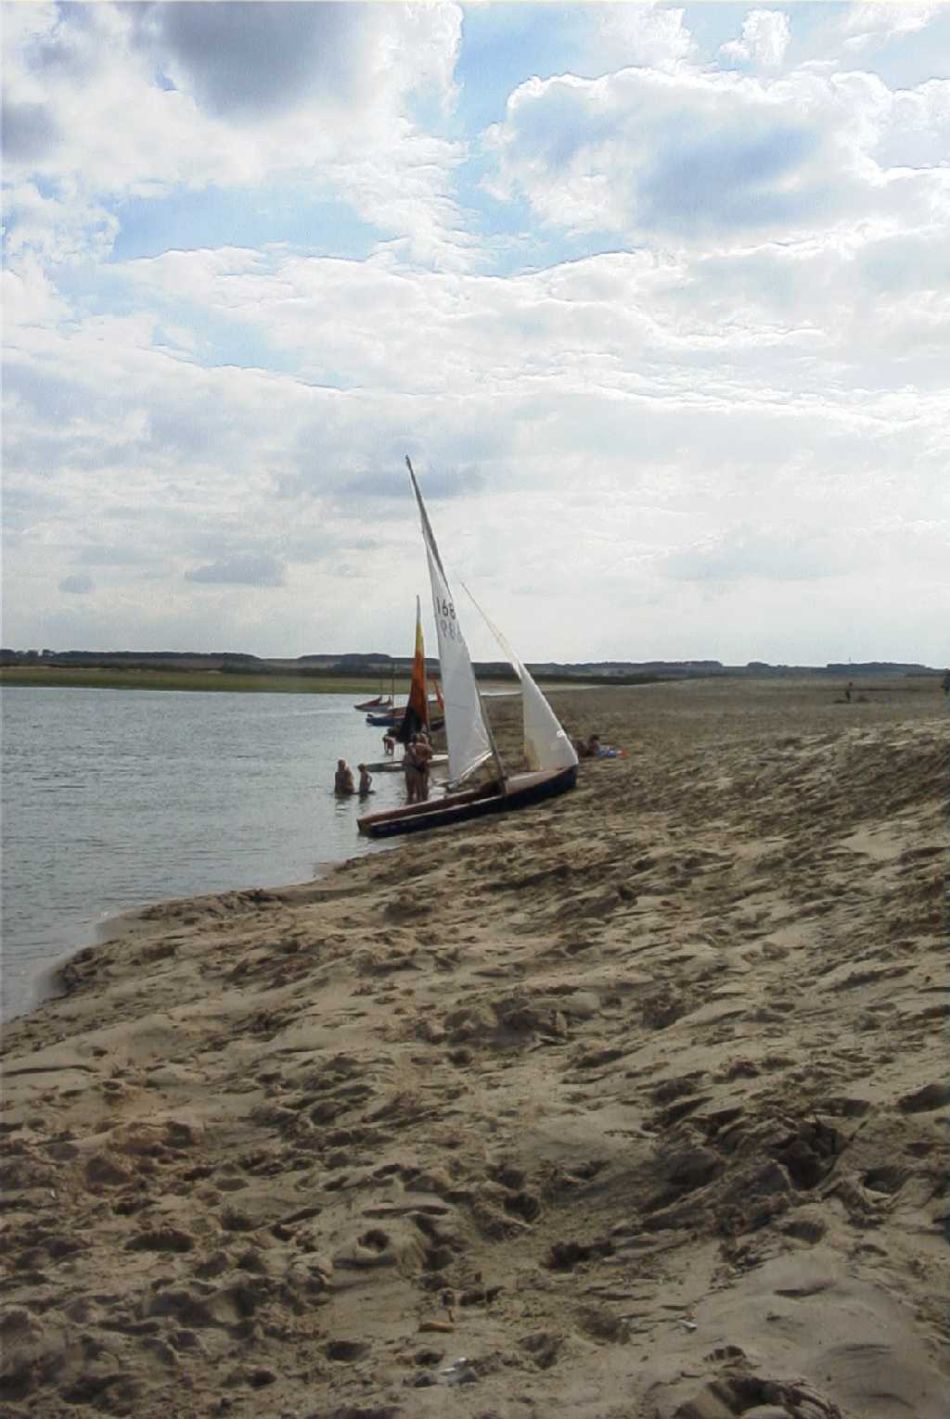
[358,765,577,839]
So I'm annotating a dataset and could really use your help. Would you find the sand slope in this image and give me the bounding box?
[2,679,948,1418]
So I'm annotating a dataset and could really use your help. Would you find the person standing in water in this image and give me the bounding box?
[403,735,430,803]
[334,759,355,795]
[357,764,373,797]
[413,730,433,801]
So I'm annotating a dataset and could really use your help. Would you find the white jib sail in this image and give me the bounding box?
[462,585,579,774]
[406,461,498,786]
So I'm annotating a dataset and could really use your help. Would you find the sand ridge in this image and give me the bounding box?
[1,678,948,1418]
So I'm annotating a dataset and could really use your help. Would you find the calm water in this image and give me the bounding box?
[0,688,406,1021]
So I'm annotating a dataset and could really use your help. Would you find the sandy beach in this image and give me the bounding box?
[2,677,947,1419]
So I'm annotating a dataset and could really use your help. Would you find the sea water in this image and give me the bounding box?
[0,687,406,1021]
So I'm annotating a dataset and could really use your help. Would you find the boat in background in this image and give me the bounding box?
[354,693,393,712]
[358,459,577,839]
[365,684,442,729]
[366,604,446,737]
[366,708,399,726]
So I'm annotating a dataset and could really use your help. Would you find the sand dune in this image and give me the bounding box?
[2,678,948,1418]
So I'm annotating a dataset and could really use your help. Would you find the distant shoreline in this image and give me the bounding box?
[1,662,941,696]
[0,667,414,695]
[0,666,666,695]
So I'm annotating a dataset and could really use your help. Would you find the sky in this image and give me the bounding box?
[2,1,949,666]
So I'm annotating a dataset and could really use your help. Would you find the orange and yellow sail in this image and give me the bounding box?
[396,597,429,744]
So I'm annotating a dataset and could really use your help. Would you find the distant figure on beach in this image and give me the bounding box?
[382,732,396,757]
[942,670,950,700]
[334,759,355,795]
[844,681,853,703]
[575,733,626,760]
[357,764,373,797]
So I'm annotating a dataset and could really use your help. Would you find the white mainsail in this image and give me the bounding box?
[406,459,500,787]
[462,585,579,774]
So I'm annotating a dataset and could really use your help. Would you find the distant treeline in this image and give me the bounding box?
[0,649,939,680]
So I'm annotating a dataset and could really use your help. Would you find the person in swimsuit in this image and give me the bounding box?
[334,759,355,794]
[357,764,373,797]
[403,735,432,803]
[413,732,433,801]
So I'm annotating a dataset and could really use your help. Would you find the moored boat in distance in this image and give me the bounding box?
[358,458,578,838]
[366,695,442,728]
[354,693,393,712]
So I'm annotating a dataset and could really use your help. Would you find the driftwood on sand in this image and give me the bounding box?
[2,677,947,1418]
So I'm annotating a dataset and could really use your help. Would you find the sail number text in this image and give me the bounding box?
[435,594,458,641]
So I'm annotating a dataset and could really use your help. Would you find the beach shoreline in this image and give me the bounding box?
[2,679,947,1418]
[3,850,372,1029]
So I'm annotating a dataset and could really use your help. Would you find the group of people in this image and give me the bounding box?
[334,727,434,804]
[334,760,373,797]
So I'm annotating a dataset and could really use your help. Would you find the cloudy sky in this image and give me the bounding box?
[3,2,948,665]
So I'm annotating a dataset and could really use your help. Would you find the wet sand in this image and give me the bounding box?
[2,677,948,1418]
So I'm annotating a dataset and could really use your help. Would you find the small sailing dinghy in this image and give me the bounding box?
[365,600,449,772]
[366,625,445,732]
[354,693,393,712]
[358,459,577,839]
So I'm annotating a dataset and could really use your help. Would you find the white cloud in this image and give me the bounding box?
[2,3,948,663]
[720,10,791,70]
[4,218,947,658]
[840,2,940,52]
[2,2,468,270]
[587,3,693,73]
[484,62,950,247]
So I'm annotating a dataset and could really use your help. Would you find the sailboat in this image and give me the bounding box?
[395,595,431,744]
[357,459,578,838]
[364,604,446,732]
[359,602,449,775]
[353,691,393,712]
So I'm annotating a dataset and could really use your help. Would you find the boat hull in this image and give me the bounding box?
[357,765,577,839]
[367,713,445,733]
[361,753,448,775]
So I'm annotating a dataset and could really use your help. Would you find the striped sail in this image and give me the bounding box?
[396,596,429,744]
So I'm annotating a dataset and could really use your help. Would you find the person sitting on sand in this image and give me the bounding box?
[357,764,373,797]
[334,759,355,795]
[577,733,626,760]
